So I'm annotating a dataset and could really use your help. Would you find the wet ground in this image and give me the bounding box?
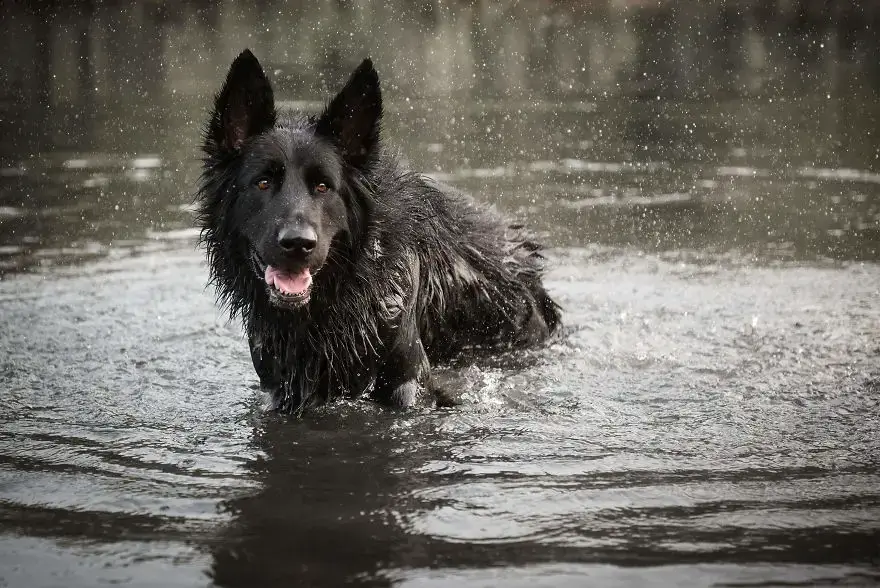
[2,25,880,588]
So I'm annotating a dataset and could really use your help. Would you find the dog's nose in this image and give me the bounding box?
[277,226,317,255]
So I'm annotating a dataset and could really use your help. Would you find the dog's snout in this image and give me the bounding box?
[277,226,317,255]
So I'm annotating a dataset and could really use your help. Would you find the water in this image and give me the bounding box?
[2,3,880,587]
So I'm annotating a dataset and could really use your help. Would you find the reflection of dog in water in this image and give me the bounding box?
[196,49,561,414]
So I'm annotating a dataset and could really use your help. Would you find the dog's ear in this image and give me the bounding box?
[206,49,276,154]
[315,59,382,169]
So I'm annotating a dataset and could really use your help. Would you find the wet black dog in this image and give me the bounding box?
[197,49,561,414]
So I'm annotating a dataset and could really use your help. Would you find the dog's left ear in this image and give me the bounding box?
[205,49,276,155]
[316,59,382,170]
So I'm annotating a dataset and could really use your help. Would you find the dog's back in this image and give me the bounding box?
[392,174,560,361]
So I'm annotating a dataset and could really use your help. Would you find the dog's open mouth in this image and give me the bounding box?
[265,265,312,308]
[253,253,313,308]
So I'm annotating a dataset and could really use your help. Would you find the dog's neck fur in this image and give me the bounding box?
[204,141,395,413]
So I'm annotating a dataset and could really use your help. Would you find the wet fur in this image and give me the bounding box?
[197,50,561,414]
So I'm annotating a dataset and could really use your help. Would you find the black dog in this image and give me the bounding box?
[197,49,561,414]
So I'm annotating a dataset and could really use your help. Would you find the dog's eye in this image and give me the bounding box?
[315,183,328,194]
[255,178,271,191]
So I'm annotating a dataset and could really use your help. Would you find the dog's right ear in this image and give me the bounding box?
[205,49,276,155]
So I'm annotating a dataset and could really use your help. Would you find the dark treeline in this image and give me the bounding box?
[0,0,877,155]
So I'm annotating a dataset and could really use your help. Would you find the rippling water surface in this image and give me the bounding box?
[3,6,880,585]
[2,240,879,586]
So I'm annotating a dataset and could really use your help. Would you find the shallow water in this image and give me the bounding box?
[3,4,880,586]
[2,241,879,586]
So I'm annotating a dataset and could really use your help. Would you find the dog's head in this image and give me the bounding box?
[202,50,381,310]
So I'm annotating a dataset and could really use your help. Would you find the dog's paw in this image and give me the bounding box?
[390,380,420,409]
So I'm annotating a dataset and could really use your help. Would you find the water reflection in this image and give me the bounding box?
[1,1,878,273]
[209,409,430,587]
[4,1,879,120]
[209,368,880,585]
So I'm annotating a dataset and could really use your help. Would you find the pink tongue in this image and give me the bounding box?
[265,265,312,295]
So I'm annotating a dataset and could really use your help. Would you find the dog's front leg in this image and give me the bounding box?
[374,308,431,409]
[248,334,283,392]
[374,255,432,408]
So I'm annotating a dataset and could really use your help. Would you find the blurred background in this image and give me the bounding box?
[0,0,878,271]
